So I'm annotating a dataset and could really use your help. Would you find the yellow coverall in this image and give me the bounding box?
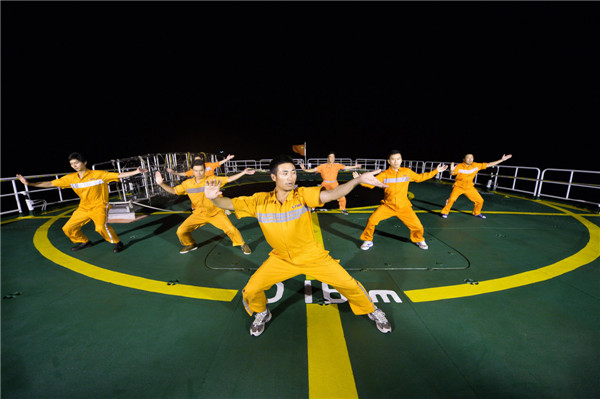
[360,167,439,243]
[441,162,488,216]
[173,176,244,247]
[51,170,121,244]
[232,186,376,316]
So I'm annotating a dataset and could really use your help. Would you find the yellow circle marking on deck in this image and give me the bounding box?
[33,210,238,302]
[31,198,598,304]
[404,201,600,302]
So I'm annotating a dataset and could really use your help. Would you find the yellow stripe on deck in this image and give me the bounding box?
[307,304,358,399]
[307,212,358,399]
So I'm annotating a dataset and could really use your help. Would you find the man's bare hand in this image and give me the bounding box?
[436,163,448,173]
[357,169,388,188]
[204,178,223,200]
[155,171,164,185]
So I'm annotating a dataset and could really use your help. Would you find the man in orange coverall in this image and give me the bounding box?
[440,153,512,219]
[357,150,447,251]
[155,158,254,254]
[299,152,362,215]
[167,153,234,178]
[17,152,147,253]
[203,155,393,336]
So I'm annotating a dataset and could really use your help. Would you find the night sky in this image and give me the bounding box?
[2,1,598,177]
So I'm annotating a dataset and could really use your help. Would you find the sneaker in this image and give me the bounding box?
[71,241,92,252]
[473,214,487,219]
[113,242,124,253]
[360,240,373,250]
[241,243,252,255]
[368,308,392,333]
[250,308,272,337]
[179,244,198,254]
[341,210,349,215]
[441,213,448,219]
[416,241,428,250]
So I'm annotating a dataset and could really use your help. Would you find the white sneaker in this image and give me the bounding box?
[473,214,487,219]
[416,241,428,250]
[250,308,272,337]
[368,308,392,333]
[360,240,373,250]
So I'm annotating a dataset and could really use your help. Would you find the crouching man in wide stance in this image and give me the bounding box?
[203,155,393,336]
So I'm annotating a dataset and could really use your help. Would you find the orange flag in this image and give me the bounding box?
[292,144,306,156]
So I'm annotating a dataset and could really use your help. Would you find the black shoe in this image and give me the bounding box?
[113,242,124,253]
[71,241,92,251]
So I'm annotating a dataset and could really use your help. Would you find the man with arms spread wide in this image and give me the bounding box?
[204,155,393,336]
[17,152,147,253]
[357,150,447,251]
[155,158,254,255]
[440,153,512,219]
[300,152,362,215]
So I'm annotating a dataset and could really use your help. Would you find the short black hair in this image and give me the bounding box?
[269,154,295,175]
[388,149,401,158]
[327,151,336,157]
[192,159,205,168]
[68,152,86,163]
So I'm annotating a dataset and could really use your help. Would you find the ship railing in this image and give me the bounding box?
[538,169,600,208]
[2,157,599,217]
[0,172,79,216]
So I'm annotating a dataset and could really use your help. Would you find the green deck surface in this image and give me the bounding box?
[2,176,599,398]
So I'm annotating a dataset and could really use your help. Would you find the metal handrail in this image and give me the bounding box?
[2,155,598,217]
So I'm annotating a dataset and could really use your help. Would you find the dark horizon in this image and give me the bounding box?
[2,2,598,177]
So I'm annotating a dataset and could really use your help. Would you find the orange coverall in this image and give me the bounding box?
[360,167,439,243]
[441,162,488,215]
[51,170,121,244]
[173,176,244,247]
[316,163,347,210]
[232,186,376,316]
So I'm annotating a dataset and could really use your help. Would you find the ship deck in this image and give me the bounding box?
[2,173,599,399]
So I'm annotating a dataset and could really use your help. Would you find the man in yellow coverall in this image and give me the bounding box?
[167,153,234,178]
[17,152,147,253]
[299,152,362,215]
[155,158,254,254]
[356,150,447,251]
[204,155,393,336]
[440,153,512,219]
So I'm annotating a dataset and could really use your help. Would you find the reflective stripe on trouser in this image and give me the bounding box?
[321,181,346,210]
[242,255,375,316]
[176,211,244,247]
[62,204,119,244]
[441,186,484,215]
[360,204,424,243]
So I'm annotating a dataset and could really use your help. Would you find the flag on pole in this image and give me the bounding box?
[292,143,306,156]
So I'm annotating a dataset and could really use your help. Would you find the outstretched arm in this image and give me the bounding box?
[16,174,54,188]
[226,168,255,184]
[487,154,512,167]
[166,168,188,177]
[298,162,318,173]
[154,171,177,195]
[218,154,235,166]
[344,163,363,171]
[204,179,235,211]
[320,170,387,204]
[119,167,148,179]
